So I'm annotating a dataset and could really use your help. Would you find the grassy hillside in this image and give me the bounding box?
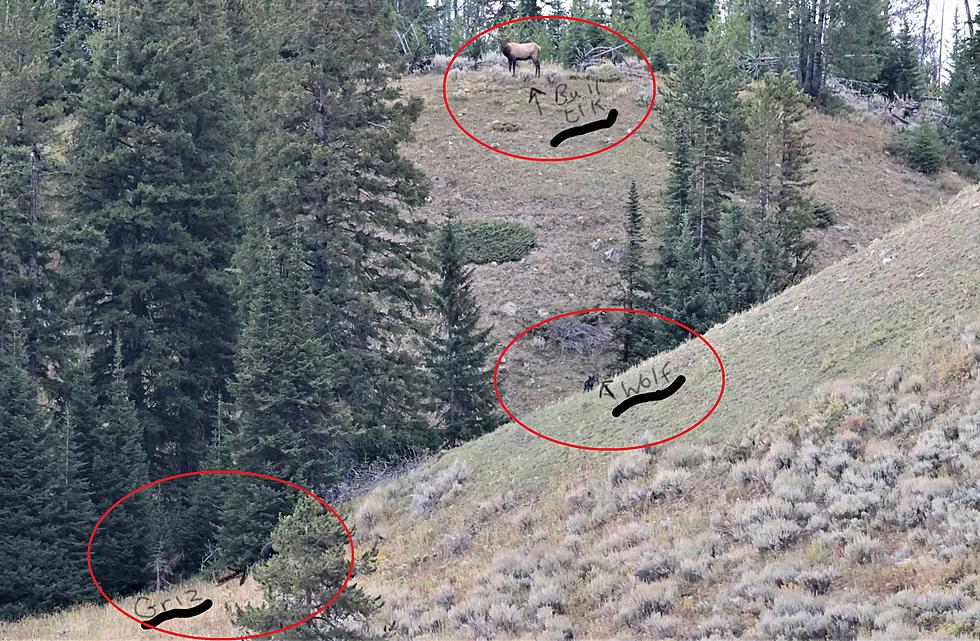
[3,67,975,641]
[401,68,968,415]
[351,185,980,639]
[5,171,977,641]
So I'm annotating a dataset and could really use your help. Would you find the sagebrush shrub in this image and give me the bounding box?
[750,518,802,551]
[352,495,386,541]
[648,467,690,499]
[410,459,470,517]
[617,581,677,627]
[634,547,676,583]
[731,458,777,489]
[587,571,624,604]
[608,451,649,487]
[798,568,834,595]
[528,580,564,612]
[487,602,526,635]
[772,469,811,503]
[637,612,681,638]
[439,529,472,557]
[843,533,882,564]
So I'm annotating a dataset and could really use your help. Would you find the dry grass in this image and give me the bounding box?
[351,186,980,639]
[0,577,259,640]
[402,70,968,417]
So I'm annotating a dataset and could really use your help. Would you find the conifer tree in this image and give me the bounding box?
[427,220,499,445]
[831,0,893,81]
[711,203,765,313]
[231,229,347,485]
[0,0,64,383]
[233,497,380,641]
[242,0,435,463]
[644,29,744,345]
[42,403,99,609]
[619,182,653,364]
[658,31,745,265]
[879,21,924,99]
[618,0,656,58]
[649,0,715,37]
[88,345,152,597]
[64,353,102,481]
[741,72,815,294]
[663,211,718,334]
[50,0,100,108]
[0,308,49,619]
[217,228,347,574]
[67,0,239,474]
[168,400,233,578]
[945,29,980,164]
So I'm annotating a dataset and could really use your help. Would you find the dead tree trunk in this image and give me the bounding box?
[921,0,931,65]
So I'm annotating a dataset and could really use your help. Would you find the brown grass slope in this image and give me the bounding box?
[354,185,980,639]
[402,70,967,415]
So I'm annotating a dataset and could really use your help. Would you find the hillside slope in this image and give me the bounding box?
[354,185,980,639]
[3,189,977,641]
[402,70,968,416]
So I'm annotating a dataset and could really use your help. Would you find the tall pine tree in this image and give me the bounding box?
[241,0,435,464]
[0,308,49,619]
[426,220,499,445]
[67,0,239,474]
[217,228,348,575]
[41,401,99,609]
[619,182,654,364]
[0,0,64,383]
[88,345,152,597]
[644,28,744,345]
[711,202,765,313]
[658,29,745,266]
[945,27,980,164]
[879,21,924,99]
[741,72,815,295]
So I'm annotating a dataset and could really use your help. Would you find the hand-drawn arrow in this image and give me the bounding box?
[528,87,545,115]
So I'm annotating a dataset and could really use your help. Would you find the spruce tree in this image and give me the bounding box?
[217,229,346,574]
[88,346,152,597]
[649,0,715,37]
[711,203,765,313]
[663,211,718,335]
[0,0,64,383]
[242,0,435,463]
[67,0,239,474]
[619,0,656,59]
[741,72,815,294]
[172,400,232,578]
[427,220,499,445]
[945,29,980,164]
[831,0,893,82]
[49,0,100,109]
[0,309,48,619]
[619,182,653,364]
[879,21,924,99]
[644,28,744,345]
[233,497,380,641]
[658,31,744,265]
[64,353,102,482]
[231,229,347,485]
[41,402,99,609]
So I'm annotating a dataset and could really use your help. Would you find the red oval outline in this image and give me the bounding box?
[493,308,726,450]
[442,15,657,162]
[87,469,354,641]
